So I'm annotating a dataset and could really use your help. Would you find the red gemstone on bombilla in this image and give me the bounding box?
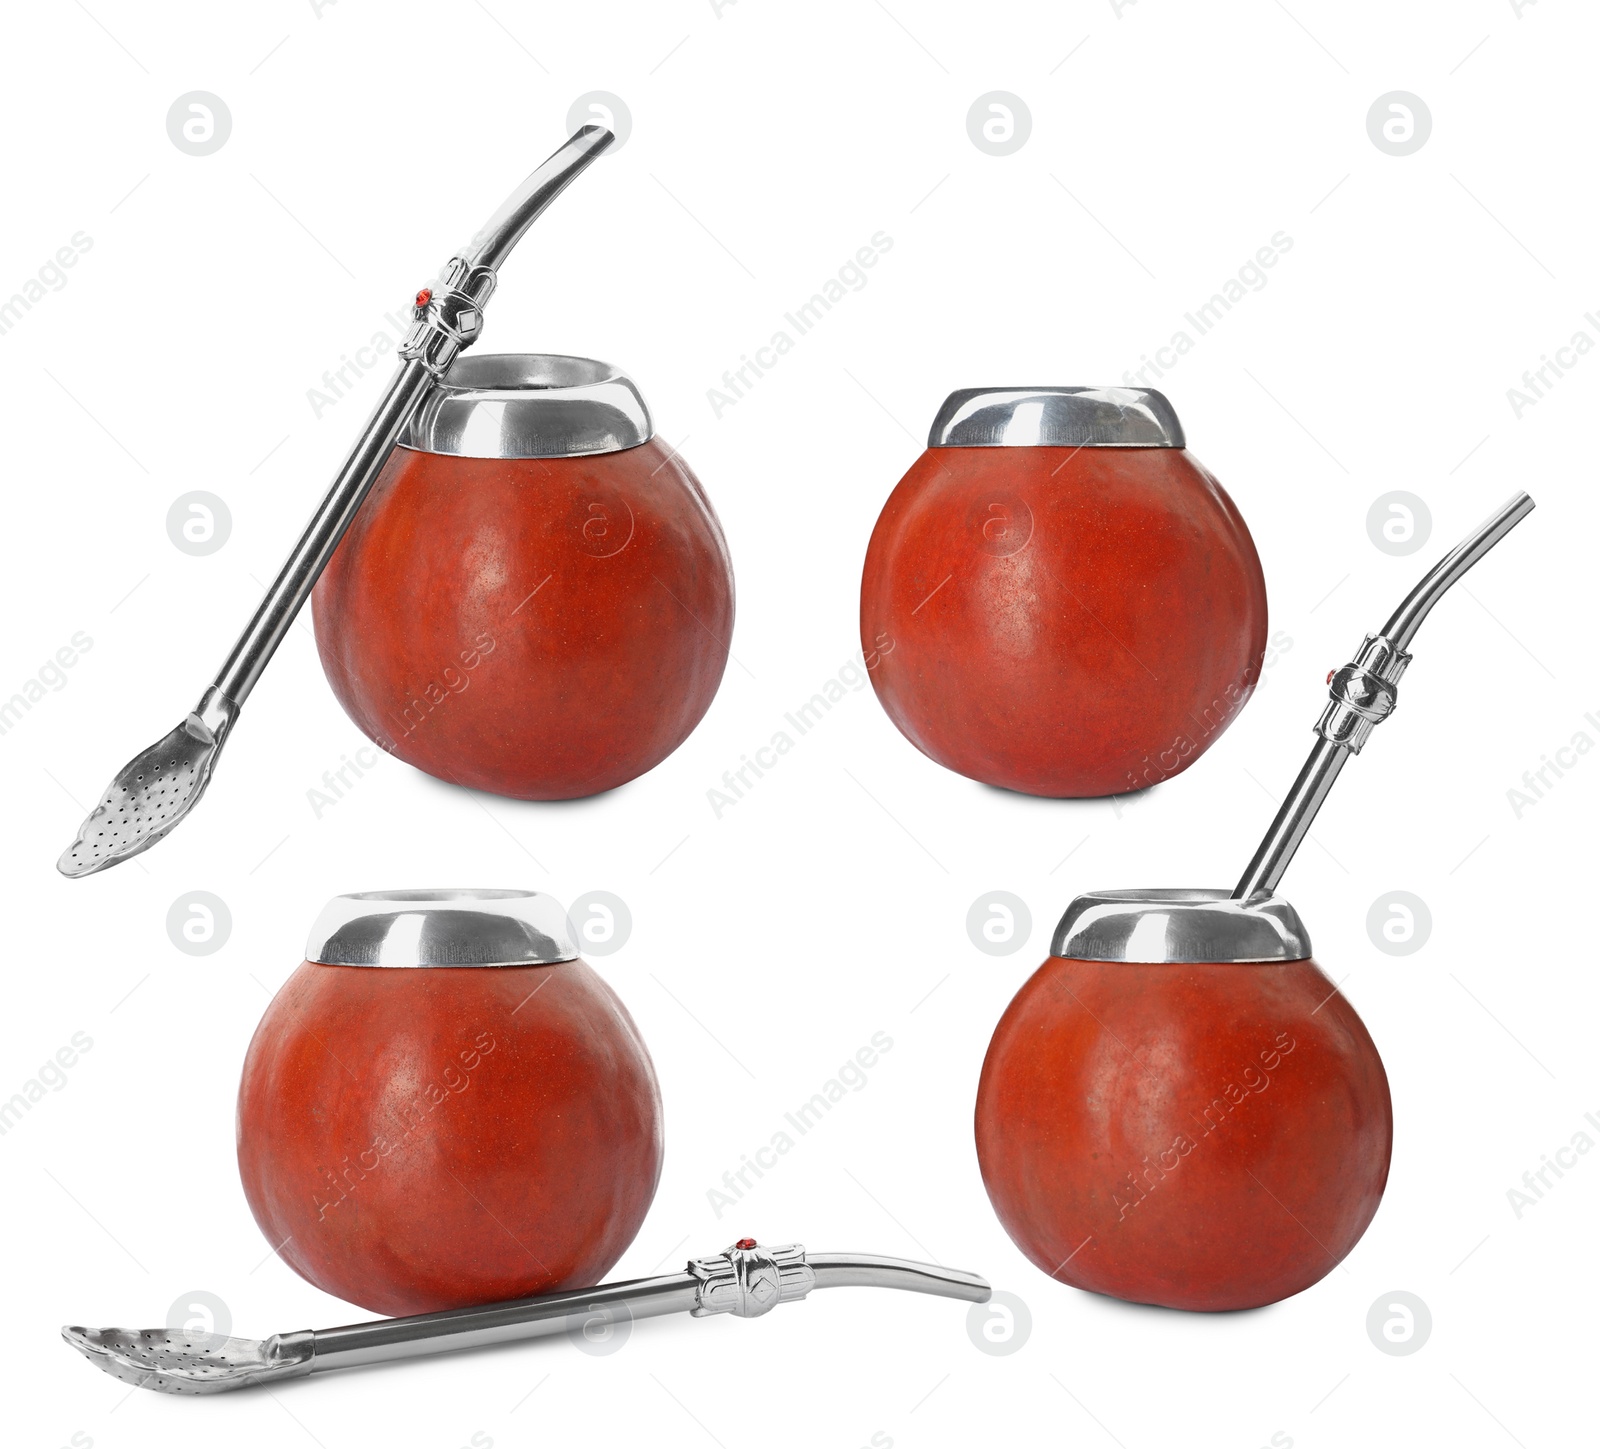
[415,287,432,307]
[734,1238,757,1251]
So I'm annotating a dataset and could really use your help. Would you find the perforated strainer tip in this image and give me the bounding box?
[57,715,223,878]
[61,1324,311,1395]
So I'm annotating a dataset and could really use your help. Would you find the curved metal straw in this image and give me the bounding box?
[63,1242,990,1395]
[1233,492,1535,900]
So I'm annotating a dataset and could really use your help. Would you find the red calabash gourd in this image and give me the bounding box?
[860,387,1266,796]
[975,894,1392,1312]
[313,355,734,801]
[237,891,662,1317]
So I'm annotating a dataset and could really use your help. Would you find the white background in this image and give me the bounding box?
[1,2,1594,1447]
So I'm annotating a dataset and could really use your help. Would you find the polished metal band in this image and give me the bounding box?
[1052,888,1313,964]
[305,889,579,968]
[928,386,1185,448]
[404,353,653,459]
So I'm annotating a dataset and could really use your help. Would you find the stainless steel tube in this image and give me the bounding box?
[310,1274,698,1372]
[213,361,434,703]
[461,125,614,272]
[301,1246,990,1377]
[807,1253,993,1301]
[1231,738,1348,900]
[1381,492,1535,651]
[309,1253,992,1374]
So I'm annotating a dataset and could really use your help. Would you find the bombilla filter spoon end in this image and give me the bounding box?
[56,688,238,879]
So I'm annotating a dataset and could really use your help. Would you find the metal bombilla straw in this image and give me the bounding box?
[58,126,614,878]
[63,1241,991,1395]
[1233,491,1536,899]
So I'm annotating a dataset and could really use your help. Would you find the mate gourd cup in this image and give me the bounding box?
[237,889,662,1316]
[860,387,1266,796]
[314,355,735,800]
[976,891,1391,1311]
